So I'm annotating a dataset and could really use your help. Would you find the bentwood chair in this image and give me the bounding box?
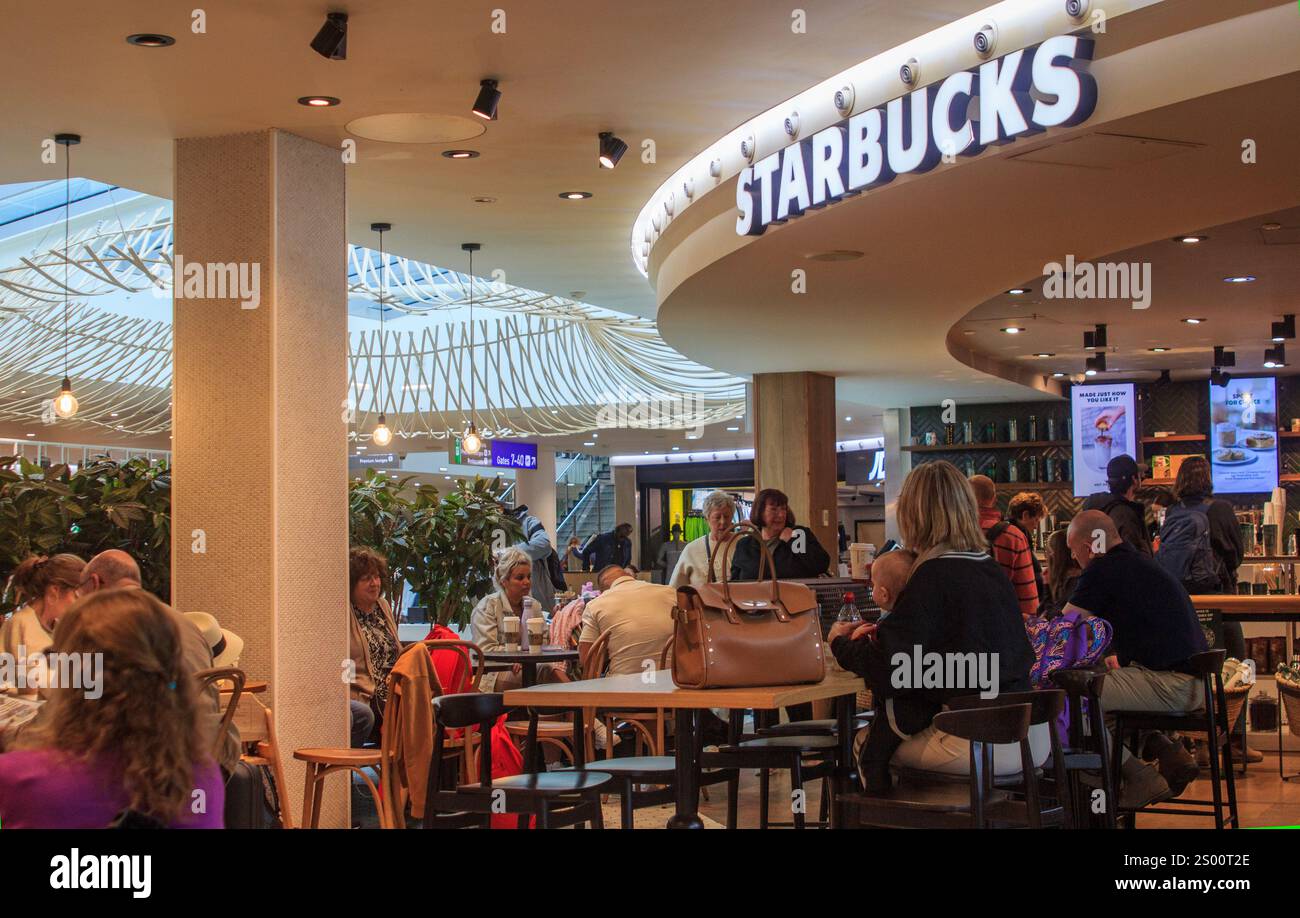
[842,702,1039,829]
[218,682,294,828]
[424,693,611,829]
[1110,649,1240,829]
[195,666,245,761]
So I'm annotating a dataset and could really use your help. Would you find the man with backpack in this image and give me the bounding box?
[1081,454,1152,556]
[969,475,1038,617]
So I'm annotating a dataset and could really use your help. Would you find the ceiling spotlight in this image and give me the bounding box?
[310,12,348,60]
[598,132,628,169]
[1213,345,1236,367]
[1210,367,1232,388]
[1007,288,1029,295]
[298,96,340,107]
[442,150,480,159]
[1182,317,1206,325]
[1157,369,1172,384]
[1271,314,1295,342]
[1264,344,1286,368]
[472,79,501,121]
[1033,352,1055,358]
[1175,235,1207,244]
[559,191,592,200]
[126,33,175,47]
[1085,353,1106,375]
[1224,275,1256,284]
[1001,327,1023,335]
[1083,324,1107,350]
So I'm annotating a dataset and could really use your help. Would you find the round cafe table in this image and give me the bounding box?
[482,647,579,688]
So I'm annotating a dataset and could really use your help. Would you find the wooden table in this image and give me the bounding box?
[483,648,579,688]
[504,670,864,829]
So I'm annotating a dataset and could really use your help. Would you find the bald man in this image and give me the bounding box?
[1,550,241,772]
[1062,510,1206,808]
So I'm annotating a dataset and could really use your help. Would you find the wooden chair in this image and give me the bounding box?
[843,702,1039,829]
[293,746,385,829]
[195,666,245,761]
[424,693,611,829]
[1050,668,1118,829]
[1110,649,1240,829]
[584,631,671,758]
[218,685,294,828]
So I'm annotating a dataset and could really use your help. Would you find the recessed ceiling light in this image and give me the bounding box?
[726,426,739,431]
[962,329,976,336]
[844,416,853,421]
[1175,235,1208,244]
[1052,372,1067,378]
[126,33,175,47]
[583,441,595,446]
[298,96,341,107]
[1149,347,1170,352]
[1262,222,1283,231]
[671,446,680,451]
[442,150,480,159]
[1224,275,1256,284]
[559,191,593,200]
[1084,368,1097,377]
[1001,327,1024,334]
[25,433,35,437]
[1007,288,1029,295]
[1182,317,1206,324]
[472,196,496,204]
[1033,353,1054,358]
[805,250,864,262]
[439,467,447,472]
[110,412,119,417]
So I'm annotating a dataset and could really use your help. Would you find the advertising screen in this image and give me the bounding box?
[1071,383,1137,498]
[1209,377,1277,494]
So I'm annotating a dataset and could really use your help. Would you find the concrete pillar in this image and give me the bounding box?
[883,408,912,544]
[171,129,350,827]
[614,464,639,568]
[513,446,557,542]
[753,372,837,573]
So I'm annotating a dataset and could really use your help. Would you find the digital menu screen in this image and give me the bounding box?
[1071,383,1137,498]
[1209,376,1277,494]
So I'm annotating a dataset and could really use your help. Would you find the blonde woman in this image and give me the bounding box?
[827,461,1041,793]
[669,491,740,588]
[1,555,84,694]
[0,588,223,827]
[471,548,569,692]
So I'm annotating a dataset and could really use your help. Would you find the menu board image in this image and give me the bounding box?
[1071,383,1137,498]
[1210,376,1277,494]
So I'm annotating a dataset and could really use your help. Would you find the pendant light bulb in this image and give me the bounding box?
[461,424,482,456]
[373,412,392,447]
[54,377,78,419]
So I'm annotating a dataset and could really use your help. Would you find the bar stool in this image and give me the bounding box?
[1050,668,1118,829]
[1109,649,1239,829]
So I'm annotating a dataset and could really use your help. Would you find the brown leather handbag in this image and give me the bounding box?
[671,525,826,689]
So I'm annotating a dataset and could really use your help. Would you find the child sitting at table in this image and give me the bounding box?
[828,548,916,793]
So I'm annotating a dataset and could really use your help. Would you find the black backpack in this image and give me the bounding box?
[1156,502,1220,589]
[527,518,568,590]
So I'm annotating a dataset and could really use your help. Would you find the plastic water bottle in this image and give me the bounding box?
[520,596,535,650]
[836,592,862,625]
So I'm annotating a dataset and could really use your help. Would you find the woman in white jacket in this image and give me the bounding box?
[471,548,569,692]
[669,491,739,589]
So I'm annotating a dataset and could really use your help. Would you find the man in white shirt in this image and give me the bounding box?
[578,566,675,677]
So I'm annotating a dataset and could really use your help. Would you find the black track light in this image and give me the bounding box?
[1213,346,1236,367]
[1085,353,1106,375]
[1271,314,1295,343]
[1157,369,1172,385]
[598,132,628,169]
[472,79,501,121]
[1210,367,1232,388]
[1083,323,1107,350]
[310,12,348,60]
[1265,344,1287,369]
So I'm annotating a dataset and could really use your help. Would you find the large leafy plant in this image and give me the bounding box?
[348,470,520,626]
[0,456,171,614]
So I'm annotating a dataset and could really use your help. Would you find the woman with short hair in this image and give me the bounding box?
[828,461,1040,793]
[669,490,741,588]
[729,488,831,581]
[347,546,400,746]
[0,588,224,827]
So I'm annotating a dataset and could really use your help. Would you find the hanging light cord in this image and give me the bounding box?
[468,249,474,433]
[378,230,385,418]
[63,142,70,377]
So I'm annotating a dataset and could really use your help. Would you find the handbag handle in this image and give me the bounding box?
[709,522,781,607]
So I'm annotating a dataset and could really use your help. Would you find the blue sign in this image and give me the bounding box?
[491,440,538,470]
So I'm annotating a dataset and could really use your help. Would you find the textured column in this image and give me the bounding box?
[614,465,639,568]
[172,130,350,827]
[513,447,557,542]
[753,372,836,574]
[883,408,912,544]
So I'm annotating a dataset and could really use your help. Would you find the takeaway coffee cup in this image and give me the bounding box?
[502,616,521,652]
[527,618,546,653]
[848,543,871,580]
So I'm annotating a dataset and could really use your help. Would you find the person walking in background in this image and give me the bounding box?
[1007,491,1048,613]
[730,488,830,581]
[1082,454,1152,556]
[670,491,740,588]
[655,523,687,583]
[581,523,633,573]
[510,504,562,612]
[968,475,1038,617]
